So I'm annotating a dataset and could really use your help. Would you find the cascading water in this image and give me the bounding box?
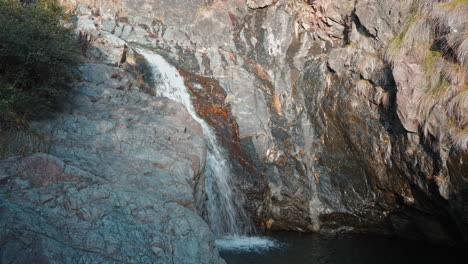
[138,49,245,234]
[139,49,278,251]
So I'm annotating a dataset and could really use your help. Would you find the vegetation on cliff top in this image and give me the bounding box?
[0,0,80,127]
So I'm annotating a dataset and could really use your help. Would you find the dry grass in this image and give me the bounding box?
[355,79,372,97]
[450,128,468,149]
[455,36,468,65]
[434,173,450,199]
[441,62,466,86]
[434,174,448,186]
[447,89,468,127]
[384,0,468,150]
[385,13,424,64]
[386,0,467,65]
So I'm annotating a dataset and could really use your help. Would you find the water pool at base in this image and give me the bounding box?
[219,232,463,264]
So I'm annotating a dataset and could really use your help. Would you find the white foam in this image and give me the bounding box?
[215,235,281,252]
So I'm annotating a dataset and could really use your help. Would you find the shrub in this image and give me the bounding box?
[0,0,80,125]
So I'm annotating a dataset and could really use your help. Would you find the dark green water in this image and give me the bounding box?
[220,232,463,264]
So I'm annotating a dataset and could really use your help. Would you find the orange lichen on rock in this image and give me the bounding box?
[272,92,283,115]
[176,67,258,175]
[241,55,274,92]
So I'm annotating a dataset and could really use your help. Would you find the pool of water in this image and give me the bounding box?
[219,232,463,264]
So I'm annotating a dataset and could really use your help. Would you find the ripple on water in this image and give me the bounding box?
[215,236,282,252]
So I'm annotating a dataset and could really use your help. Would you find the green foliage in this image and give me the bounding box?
[0,0,80,124]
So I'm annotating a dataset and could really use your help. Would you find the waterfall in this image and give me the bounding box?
[138,49,251,237]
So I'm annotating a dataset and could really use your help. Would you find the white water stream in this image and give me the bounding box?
[139,49,278,250]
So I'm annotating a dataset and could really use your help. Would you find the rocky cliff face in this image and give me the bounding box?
[1,1,467,262]
[67,0,464,244]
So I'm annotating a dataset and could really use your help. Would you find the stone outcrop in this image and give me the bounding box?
[0,24,224,262]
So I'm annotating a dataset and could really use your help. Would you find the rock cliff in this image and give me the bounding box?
[0,39,224,263]
[1,0,467,262]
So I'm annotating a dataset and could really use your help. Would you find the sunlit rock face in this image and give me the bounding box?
[74,0,464,245]
[1,3,466,264]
